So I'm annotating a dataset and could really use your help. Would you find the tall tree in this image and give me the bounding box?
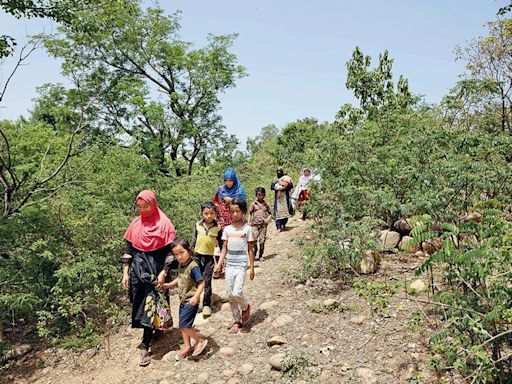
[450,19,512,134]
[44,0,246,176]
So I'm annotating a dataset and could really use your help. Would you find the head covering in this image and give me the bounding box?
[124,190,176,252]
[218,168,246,200]
[291,168,314,200]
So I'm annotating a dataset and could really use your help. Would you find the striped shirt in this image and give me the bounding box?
[222,224,254,267]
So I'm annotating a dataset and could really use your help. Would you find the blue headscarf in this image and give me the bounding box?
[218,168,247,200]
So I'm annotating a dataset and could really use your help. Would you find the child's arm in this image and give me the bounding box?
[248,241,255,281]
[214,239,228,274]
[162,276,179,290]
[189,280,205,306]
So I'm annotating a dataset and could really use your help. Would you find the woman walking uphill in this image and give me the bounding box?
[121,190,176,367]
[271,167,294,232]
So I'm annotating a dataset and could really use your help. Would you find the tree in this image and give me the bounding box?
[337,47,416,126]
[453,19,512,134]
[0,0,99,58]
[44,0,247,176]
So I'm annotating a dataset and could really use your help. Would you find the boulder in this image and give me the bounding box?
[422,237,442,253]
[354,251,380,274]
[239,363,254,375]
[272,314,293,327]
[380,230,401,249]
[393,218,412,235]
[398,236,419,253]
[220,347,235,357]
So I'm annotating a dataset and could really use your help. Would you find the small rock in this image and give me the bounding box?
[159,380,171,384]
[356,367,377,384]
[220,347,235,357]
[414,250,425,257]
[227,379,240,384]
[4,344,33,361]
[239,363,254,375]
[223,369,235,378]
[272,314,293,327]
[410,279,427,293]
[349,315,366,325]
[269,353,287,371]
[197,372,209,384]
[212,381,225,384]
[220,302,231,312]
[462,212,482,223]
[259,301,278,310]
[267,336,287,346]
[194,313,209,326]
[323,298,339,308]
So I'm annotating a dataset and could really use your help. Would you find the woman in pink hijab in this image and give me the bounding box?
[121,190,176,366]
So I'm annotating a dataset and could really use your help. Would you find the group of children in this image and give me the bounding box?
[143,172,273,362]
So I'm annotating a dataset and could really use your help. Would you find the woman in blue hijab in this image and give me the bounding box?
[217,168,247,202]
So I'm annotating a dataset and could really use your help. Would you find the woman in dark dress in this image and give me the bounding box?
[121,190,176,366]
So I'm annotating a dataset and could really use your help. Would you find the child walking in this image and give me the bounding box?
[213,198,255,334]
[163,238,208,360]
[249,187,272,260]
[191,202,222,317]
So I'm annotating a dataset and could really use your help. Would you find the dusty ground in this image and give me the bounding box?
[3,216,439,384]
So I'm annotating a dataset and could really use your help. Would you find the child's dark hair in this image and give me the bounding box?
[170,237,193,255]
[230,198,247,213]
[255,187,266,196]
[201,201,216,212]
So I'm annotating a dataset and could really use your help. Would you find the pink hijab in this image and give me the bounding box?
[124,190,176,252]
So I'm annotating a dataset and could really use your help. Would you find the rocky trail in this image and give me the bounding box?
[4,216,438,384]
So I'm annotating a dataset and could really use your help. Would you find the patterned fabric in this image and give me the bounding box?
[214,192,232,229]
[222,224,254,267]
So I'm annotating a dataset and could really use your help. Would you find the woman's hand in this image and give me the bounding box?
[156,270,167,290]
[121,273,129,289]
[249,267,255,281]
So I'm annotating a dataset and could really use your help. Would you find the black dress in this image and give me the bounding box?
[122,242,176,329]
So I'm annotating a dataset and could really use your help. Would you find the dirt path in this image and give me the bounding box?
[5,216,437,384]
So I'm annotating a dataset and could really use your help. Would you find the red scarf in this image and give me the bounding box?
[124,190,176,251]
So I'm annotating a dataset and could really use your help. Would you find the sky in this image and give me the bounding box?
[0,0,508,145]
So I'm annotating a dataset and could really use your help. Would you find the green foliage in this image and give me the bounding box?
[409,206,512,382]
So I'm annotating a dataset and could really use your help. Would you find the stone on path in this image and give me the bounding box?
[223,369,236,378]
[410,279,427,293]
[220,347,235,357]
[272,314,293,327]
[323,298,339,308]
[259,300,278,310]
[220,302,231,312]
[349,315,366,325]
[267,336,287,346]
[269,353,287,371]
[238,363,254,375]
[356,367,378,384]
[227,379,241,384]
[196,372,209,384]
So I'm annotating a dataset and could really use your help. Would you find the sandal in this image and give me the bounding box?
[228,322,242,334]
[139,348,151,367]
[192,339,208,357]
[174,347,193,361]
